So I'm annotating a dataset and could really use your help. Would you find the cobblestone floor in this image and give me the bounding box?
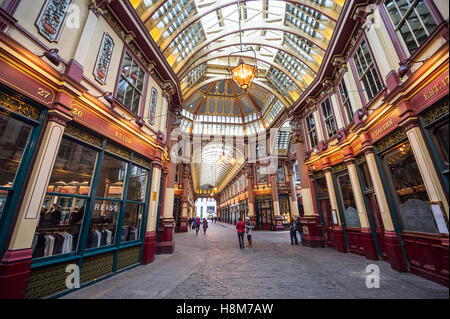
[62,222,449,299]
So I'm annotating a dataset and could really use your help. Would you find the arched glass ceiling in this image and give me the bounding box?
[131,0,344,107]
[179,79,286,135]
[191,142,245,192]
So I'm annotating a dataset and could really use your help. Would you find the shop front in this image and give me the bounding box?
[255,195,273,231]
[313,171,334,248]
[279,195,291,230]
[0,86,46,258]
[25,123,153,298]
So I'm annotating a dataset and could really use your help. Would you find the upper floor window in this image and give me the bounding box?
[277,164,285,182]
[321,98,337,138]
[117,53,145,114]
[338,80,354,123]
[353,40,383,102]
[384,0,437,55]
[306,112,318,149]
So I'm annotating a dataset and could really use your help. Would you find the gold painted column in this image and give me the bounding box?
[364,147,408,271]
[246,164,256,221]
[270,173,284,231]
[403,119,449,217]
[291,117,324,247]
[345,158,378,260]
[142,162,162,264]
[0,108,72,299]
[324,167,347,253]
[287,161,300,218]
[178,165,190,232]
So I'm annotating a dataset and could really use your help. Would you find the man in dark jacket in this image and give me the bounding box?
[289,220,299,245]
[296,217,303,242]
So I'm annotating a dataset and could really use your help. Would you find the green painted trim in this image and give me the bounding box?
[330,171,350,251]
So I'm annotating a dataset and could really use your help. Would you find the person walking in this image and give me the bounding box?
[202,218,208,235]
[245,217,254,248]
[236,218,246,249]
[289,219,299,245]
[188,217,192,231]
[296,217,303,243]
[195,217,201,235]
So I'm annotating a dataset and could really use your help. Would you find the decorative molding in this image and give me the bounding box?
[94,33,114,84]
[0,91,41,120]
[64,124,103,147]
[105,142,131,159]
[35,0,73,43]
[331,162,347,174]
[422,98,449,126]
[374,127,407,154]
[133,154,151,168]
[148,87,158,125]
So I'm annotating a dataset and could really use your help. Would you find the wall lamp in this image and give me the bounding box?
[39,48,61,66]
[397,59,427,78]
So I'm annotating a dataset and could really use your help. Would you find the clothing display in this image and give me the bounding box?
[121,226,138,242]
[86,228,114,249]
[32,232,76,258]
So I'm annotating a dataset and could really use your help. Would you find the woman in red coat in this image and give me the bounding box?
[236,218,246,249]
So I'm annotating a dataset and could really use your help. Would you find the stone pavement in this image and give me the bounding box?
[62,222,449,299]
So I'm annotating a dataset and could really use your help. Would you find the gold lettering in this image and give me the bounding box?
[37,88,51,99]
[375,118,393,136]
[72,107,83,118]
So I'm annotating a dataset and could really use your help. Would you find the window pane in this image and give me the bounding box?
[383,142,437,233]
[0,114,33,187]
[121,202,143,242]
[32,195,88,258]
[127,165,148,201]
[96,154,128,198]
[337,173,361,228]
[87,200,120,248]
[48,138,98,195]
[434,122,449,168]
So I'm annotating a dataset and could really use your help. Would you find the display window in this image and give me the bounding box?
[336,171,361,228]
[32,130,151,259]
[382,142,438,234]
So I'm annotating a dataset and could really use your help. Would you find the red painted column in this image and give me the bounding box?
[141,231,157,264]
[0,249,32,299]
[270,174,285,231]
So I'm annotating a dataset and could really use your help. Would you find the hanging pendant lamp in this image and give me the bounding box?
[228,0,257,90]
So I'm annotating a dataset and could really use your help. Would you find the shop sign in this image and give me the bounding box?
[410,68,449,113]
[352,140,363,155]
[94,203,118,211]
[0,58,55,105]
[329,151,345,165]
[368,108,400,142]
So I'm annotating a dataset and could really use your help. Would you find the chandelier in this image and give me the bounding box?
[228,0,257,90]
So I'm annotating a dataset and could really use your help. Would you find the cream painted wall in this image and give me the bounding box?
[142,75,164,132]
[12,0,89,62]
[435,1,449,20]
[343,69,363,112]
[330,92,345,129]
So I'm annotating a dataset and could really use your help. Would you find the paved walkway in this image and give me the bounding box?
[62,222,449,299]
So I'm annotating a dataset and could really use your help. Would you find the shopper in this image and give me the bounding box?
[195,217,201,235]
[296,217,303,243]
[245,217,254,248]
[289,219,299,245]
[236,218,246,249]
[202,218,208,235]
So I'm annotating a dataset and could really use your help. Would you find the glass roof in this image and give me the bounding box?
[130,0,345,191]
[131,0,343,107]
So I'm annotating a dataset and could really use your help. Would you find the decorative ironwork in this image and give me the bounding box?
[0,91,41,120]
[422,98,449,126]
[116,246,140,270]
[375,127,407,154]
[80,252,114,284]
[133,154,151,168]
[25,261,73,299]
[64,124,103,147]
[36,0,73,42]
[105,142,131,159]
[94,33,114,84]
[355,153,366,166]
[313,170,325,179]
[148,87,158,125]
[332,162,347,174]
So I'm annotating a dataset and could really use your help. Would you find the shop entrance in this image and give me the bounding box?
[319,199,335,248]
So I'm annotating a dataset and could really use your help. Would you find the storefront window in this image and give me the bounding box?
[359,161,374,192]
[86,199,120,248]
[336,172,361,228]
[0,114,33,217]
[47,138,97,195]
[316,176,328,199]
[33,137,99,258]
[383,143,437,233]
[432,121,449,173]
[96,154,127,199]
[257,166,267,184]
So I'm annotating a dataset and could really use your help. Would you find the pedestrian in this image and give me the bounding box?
[202,218,208,235]
[296,217,303,242]
[236,218,246,249]
[188,217,192,230]
[289,219,299,245]
[195,216,201,235]
[245,217,254,248]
